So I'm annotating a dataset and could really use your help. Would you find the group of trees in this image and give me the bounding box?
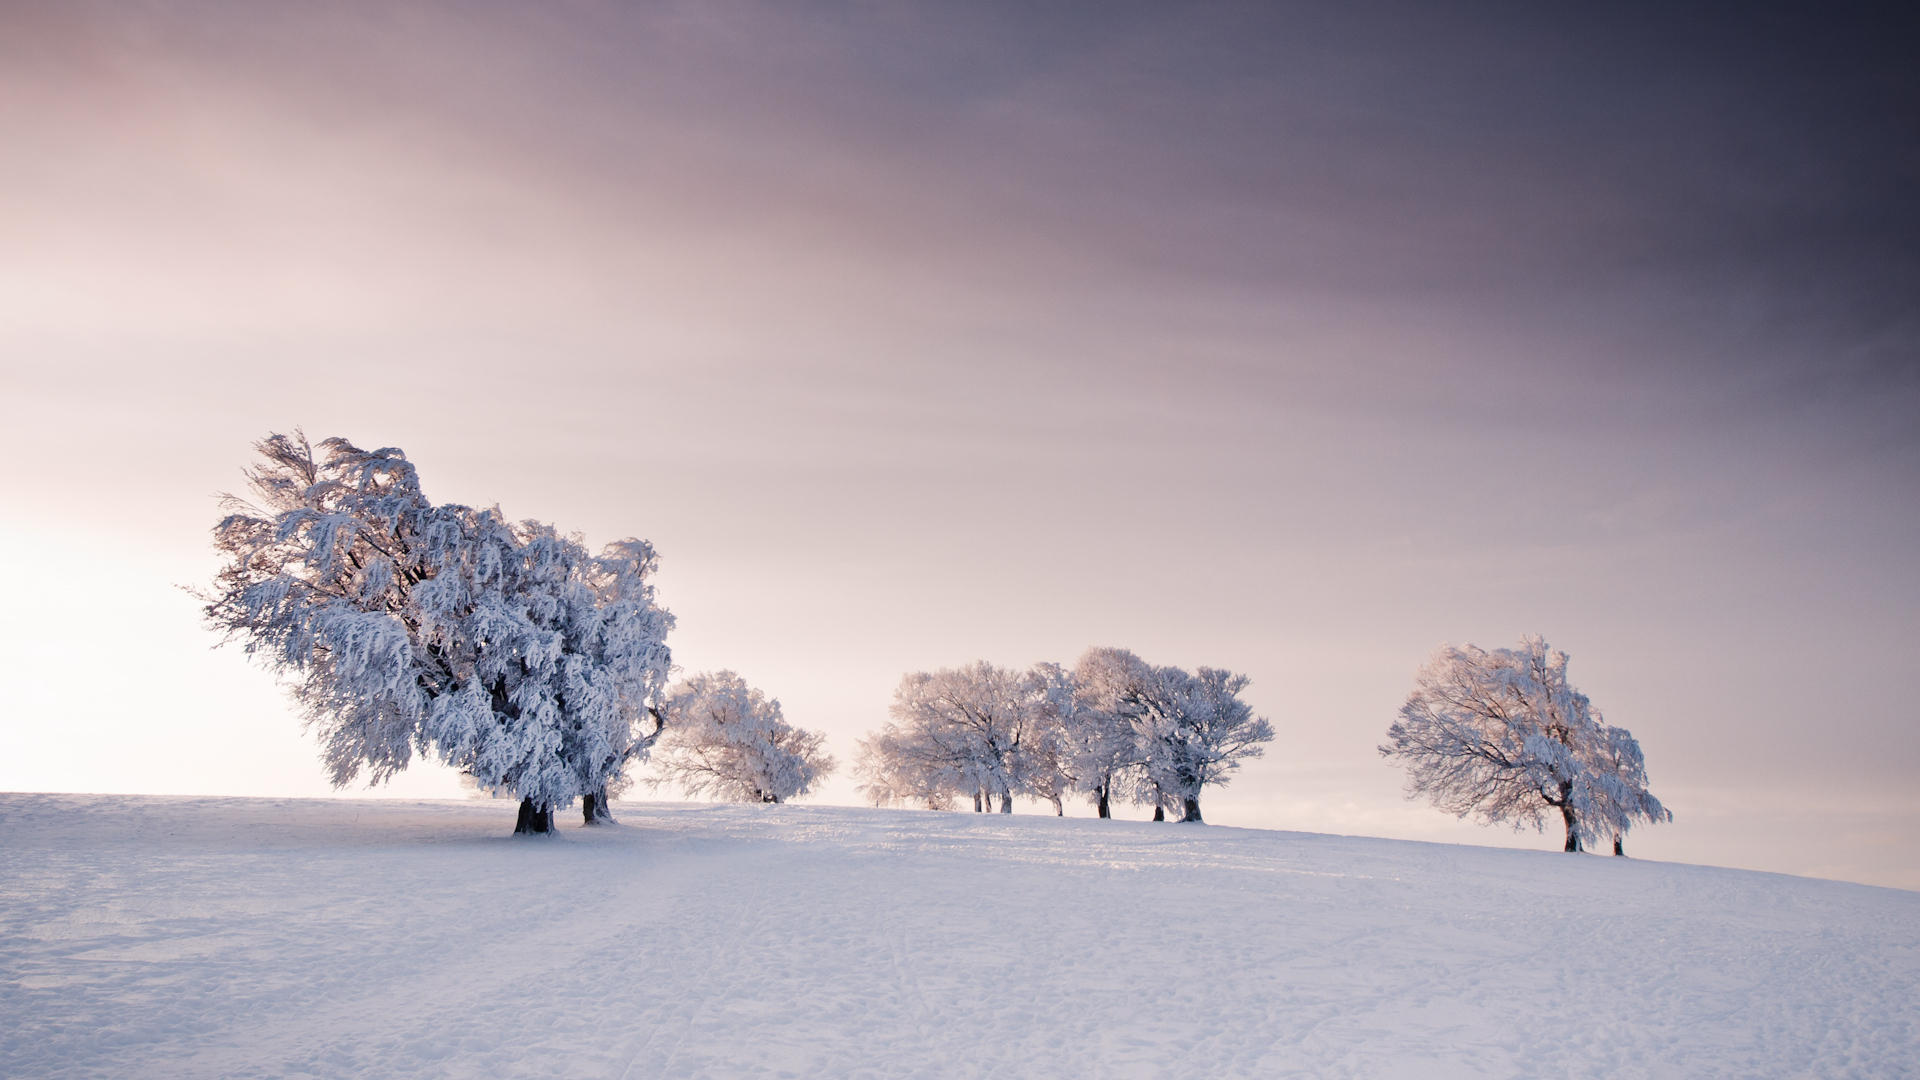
[1381,635,1671,854]
[854,648,1275,824]
[204,435,1669,854]
[203,433,830,832]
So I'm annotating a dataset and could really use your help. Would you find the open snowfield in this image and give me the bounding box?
[2,794,1914,1079]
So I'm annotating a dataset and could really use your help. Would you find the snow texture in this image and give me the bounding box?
[2,793,1914,1079]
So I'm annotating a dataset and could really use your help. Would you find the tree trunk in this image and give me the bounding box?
[1050,796,1063,817]
[1181,796,1203,823]
[1561,805,1581,852]
[1153,804,1165,822]
[973,791,984,813]
[1613,835,1626,857]
[1000,793,1013,813]
[581,790,616,826]
[1096,788,1111,819]
[515,798,553,835]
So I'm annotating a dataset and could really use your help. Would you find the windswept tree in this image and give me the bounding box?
[1380,635,1670,853]
[648,671,836,804]
[201,432,674,833]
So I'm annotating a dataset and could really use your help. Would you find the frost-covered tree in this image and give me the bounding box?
[854,726,963,810]
[1066,648,1272,823]
[202,433,674,833]
[1018,663,1080,816]
[858,662,1043,812]
[1380,636,1669,853]
[1147,665,1274,824]
[1065,648,1152,818]
[1582,722,1672,856]
[648,671,836,803]
[857,650,1272,821]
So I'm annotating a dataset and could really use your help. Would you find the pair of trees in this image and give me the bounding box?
[855,648,1274,823]
[1380,636,1670,854]
[203,434,674,832]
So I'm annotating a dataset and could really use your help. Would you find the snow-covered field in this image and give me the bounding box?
[2,794,1914,1079]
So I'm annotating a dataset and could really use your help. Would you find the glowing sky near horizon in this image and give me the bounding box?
[2,1,1915,886]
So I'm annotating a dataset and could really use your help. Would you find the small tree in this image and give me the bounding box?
[1380,635,1669,853]
[648,671,835,804]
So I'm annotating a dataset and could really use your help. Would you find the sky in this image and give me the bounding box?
[2,1,1915,887]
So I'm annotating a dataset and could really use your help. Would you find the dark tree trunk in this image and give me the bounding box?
[1096,787,1111,819]
[1000,793,1014,813]
[1051,796,1063,817]
[1613,835,1626,857]
[973,791,984,813]
[1153,804,1165,822]
[1181,797,1203,823]
[581,790,616,826]
[515,798,553,835]
[1561,805,1581,852]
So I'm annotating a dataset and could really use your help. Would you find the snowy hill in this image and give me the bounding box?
[2,795,1914,1079]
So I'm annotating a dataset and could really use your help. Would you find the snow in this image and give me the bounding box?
[2,794,1914,1079]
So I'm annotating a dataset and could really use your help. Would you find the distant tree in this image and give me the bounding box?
[201,433,674,834]
[885,662,1036,813]
[1380,636,1669,853]
[1018,663,1080,816]
[855,661,1081,813]
[1065,648,1273,823]
[1583,722,1672,856]
[857,649,1273,822]
[1065,648,1152,818]
[649,671,836,804]
[853,725,962,810]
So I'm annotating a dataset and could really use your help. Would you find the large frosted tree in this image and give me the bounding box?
[202,433,674,833]
[648,671,836,804]
[1380,636,1670,853]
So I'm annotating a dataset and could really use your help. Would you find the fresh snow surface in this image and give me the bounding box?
[2,795,1914,1079]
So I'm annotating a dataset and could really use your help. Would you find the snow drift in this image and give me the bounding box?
[1,794,1913,1079]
